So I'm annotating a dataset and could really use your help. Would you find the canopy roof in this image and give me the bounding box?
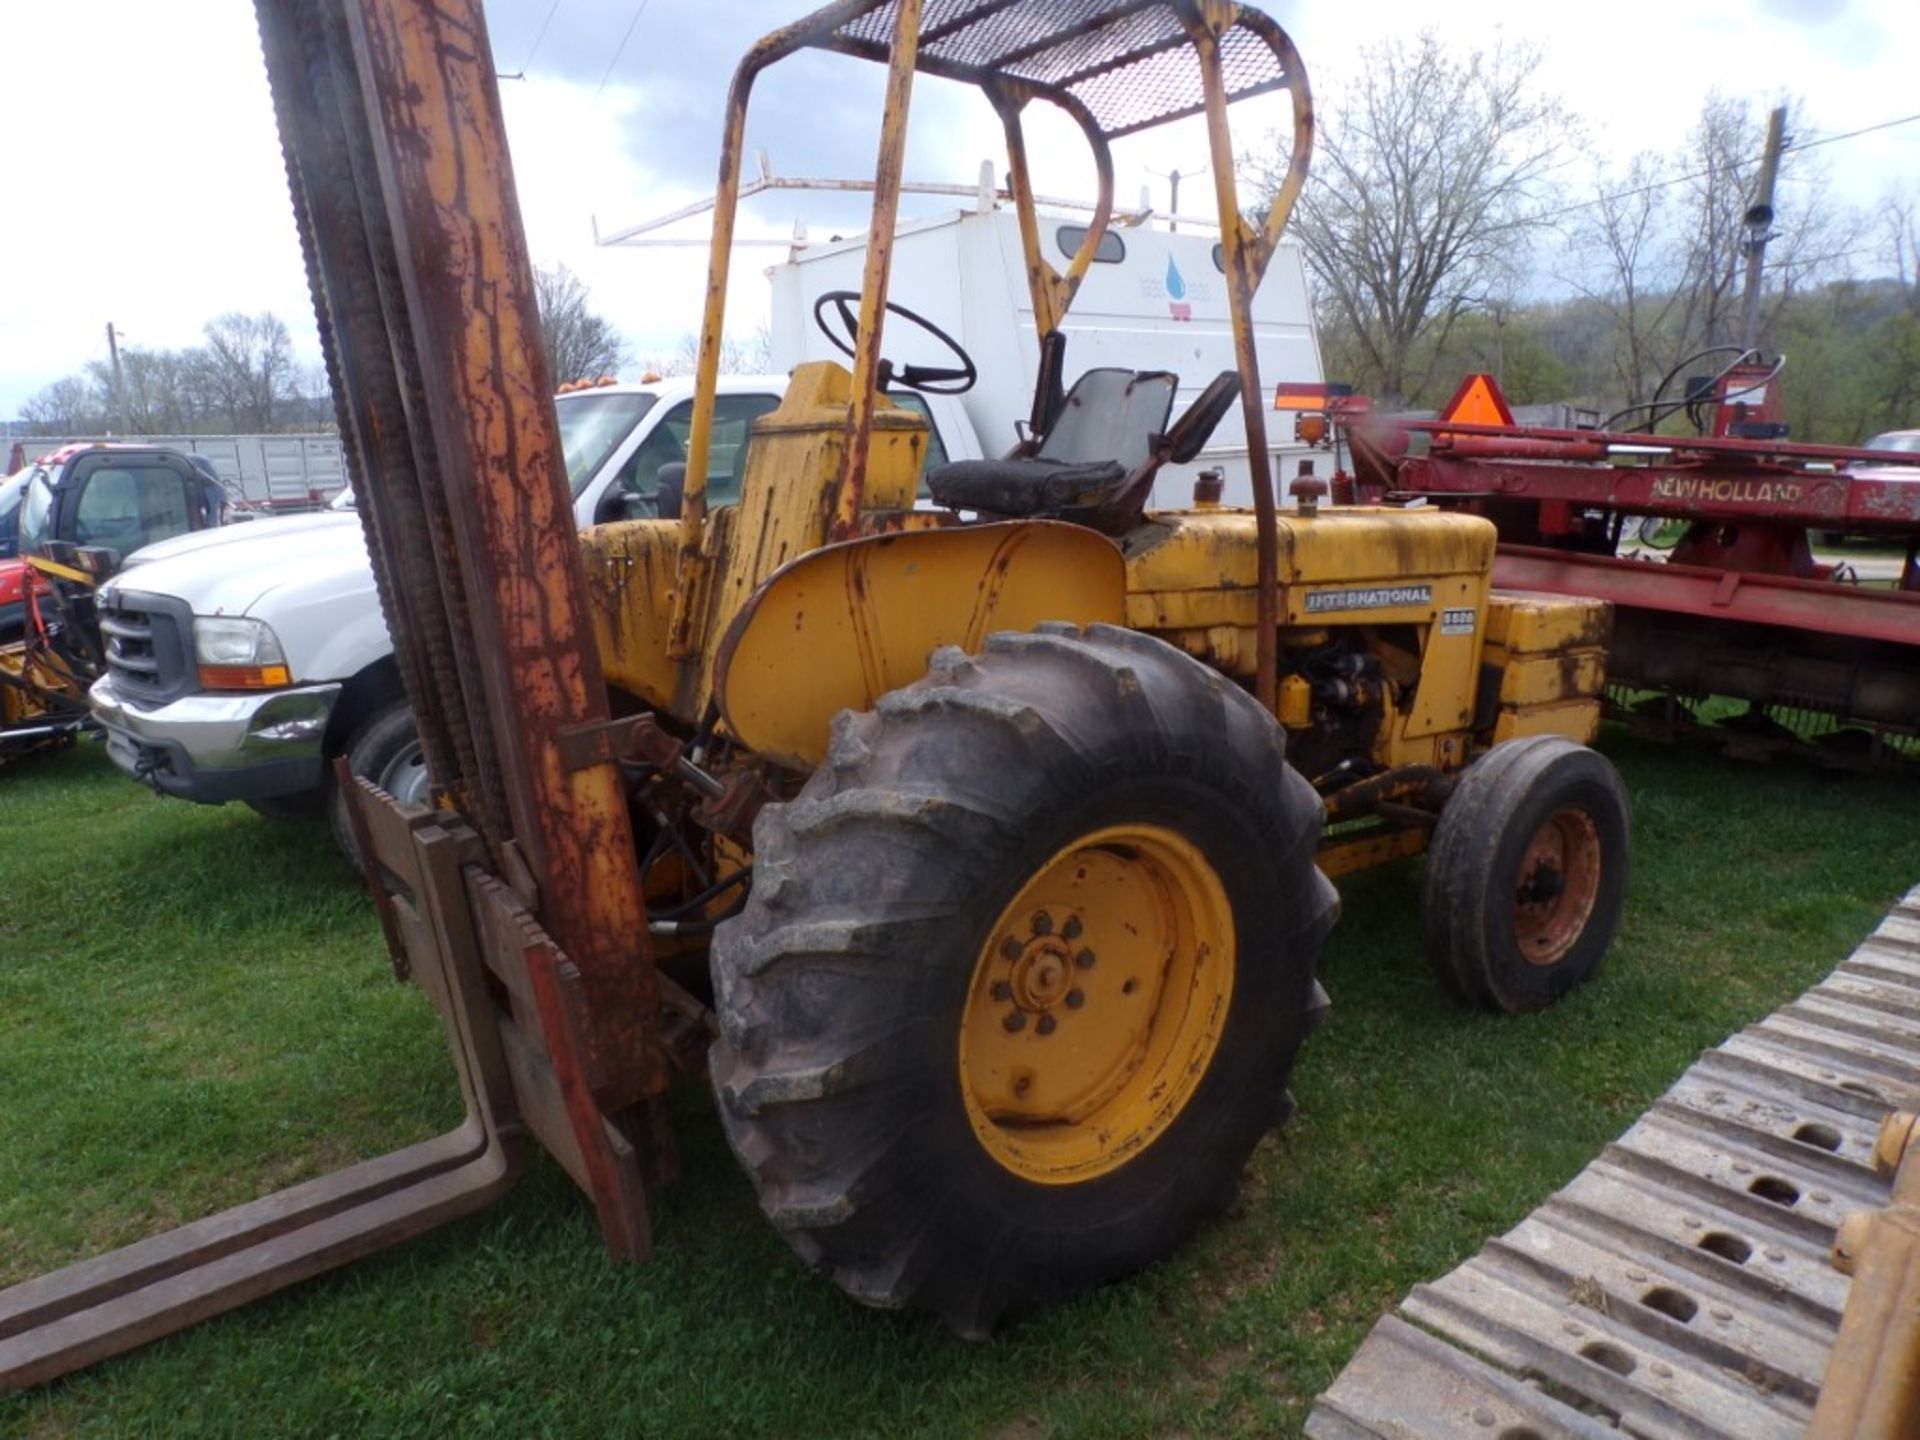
[815,0,1299,139]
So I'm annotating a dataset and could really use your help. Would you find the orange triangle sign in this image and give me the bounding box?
[1438,373,1516,427]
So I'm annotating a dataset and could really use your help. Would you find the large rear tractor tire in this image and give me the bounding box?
[709,624,1337,1335]
[1423,735,1630,1013]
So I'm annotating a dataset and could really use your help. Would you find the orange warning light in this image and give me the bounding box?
[1274,381,1337,411]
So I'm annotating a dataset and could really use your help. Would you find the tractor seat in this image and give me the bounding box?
[927,368,1177,524]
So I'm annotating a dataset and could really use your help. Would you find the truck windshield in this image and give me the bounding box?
[558,392,657,498]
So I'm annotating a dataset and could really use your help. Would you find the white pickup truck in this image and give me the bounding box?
[87,374,979,854]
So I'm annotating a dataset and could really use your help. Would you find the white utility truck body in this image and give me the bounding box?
[769,206,1324,509]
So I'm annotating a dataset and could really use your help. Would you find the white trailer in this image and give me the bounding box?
[767,205,1325,509]
[10,433,345,507]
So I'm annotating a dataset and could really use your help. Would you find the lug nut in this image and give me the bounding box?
[1036,1014,1057,1035]
[1003,1011,1027,1033]
[1001,936,1023,961]
[1065,988,1084,1009]
[1031,911,1053,936]
[1062,916,1083,940]
[1074,948,1095,970]
[990,980,1011,1001]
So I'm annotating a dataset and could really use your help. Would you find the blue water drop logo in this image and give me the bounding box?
[1165,255,1186,300]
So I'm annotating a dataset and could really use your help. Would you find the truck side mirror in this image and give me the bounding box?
[593,485,630,526]
[76,545,122,579]
[651,463,686,522]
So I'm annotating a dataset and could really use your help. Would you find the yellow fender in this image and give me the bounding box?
[713,521,1126,770]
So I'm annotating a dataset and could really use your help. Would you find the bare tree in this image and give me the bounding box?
[735,320,774,375]
[535,263,629,382]
[1248,32,1574,405]
[673,331,702,377]
[1871,192,1920,430]
[1557,94,1857,429]
[1880,192,1920,325]
[1664,96,1750,356]
[19,377,103,436]
[194,312,298,431]
[636,326,771,380]
[1668,96,1848,357]
[86,348,204,434]
[1566,152,1688,407]
[16,310,331,437]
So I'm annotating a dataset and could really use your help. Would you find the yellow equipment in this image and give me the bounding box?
[1,557,110,762]
[0,0,1631,1386]
[560,0,1627,1328]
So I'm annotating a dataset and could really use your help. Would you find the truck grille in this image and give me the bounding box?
[98,590,196,704]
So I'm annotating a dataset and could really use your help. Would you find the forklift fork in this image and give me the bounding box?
[0,779,662,1391]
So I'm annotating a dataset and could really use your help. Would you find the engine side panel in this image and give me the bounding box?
[1123,507,1497,763]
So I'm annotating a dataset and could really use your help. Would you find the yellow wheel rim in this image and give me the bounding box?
[958,823,1235,1185]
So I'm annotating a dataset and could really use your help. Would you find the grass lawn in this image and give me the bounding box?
[3,732,1917,1438]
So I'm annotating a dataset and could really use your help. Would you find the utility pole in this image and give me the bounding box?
[105,321,127,433]
[1737,105,1788,354]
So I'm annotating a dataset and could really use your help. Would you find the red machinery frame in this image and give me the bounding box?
[1305,374,1920,761]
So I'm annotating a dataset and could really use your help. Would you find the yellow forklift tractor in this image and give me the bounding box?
[0,0,1627,1385]
[566,0,1625,1329]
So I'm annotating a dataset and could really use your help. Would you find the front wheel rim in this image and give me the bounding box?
[958,823,1235,1185]
[1513,806,1602,967]
[377,741,430,807]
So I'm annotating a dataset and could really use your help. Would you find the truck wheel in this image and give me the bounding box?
[709,625,1336,1336]
[326,702,427,865]
[1423,736,1630,1013]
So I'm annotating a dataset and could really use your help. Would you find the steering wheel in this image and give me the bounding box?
[811,291,977,395]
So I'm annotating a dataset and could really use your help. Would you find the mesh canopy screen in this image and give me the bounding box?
[826,0,1294,138]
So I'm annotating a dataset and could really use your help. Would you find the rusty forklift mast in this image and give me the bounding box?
[0,0,679,1388]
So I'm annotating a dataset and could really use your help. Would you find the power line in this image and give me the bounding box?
[517,0,563,75]
[1789,110,1920,154]
[591,0,652,106]
[1501,108,1920,233]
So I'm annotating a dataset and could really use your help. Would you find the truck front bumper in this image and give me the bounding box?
[89,674,342,805]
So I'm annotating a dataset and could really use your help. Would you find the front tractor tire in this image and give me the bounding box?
[708,624,1337,1336]
[1423,735,1631,1013]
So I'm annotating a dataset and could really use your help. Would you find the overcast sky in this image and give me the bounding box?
[2,0,1915,421]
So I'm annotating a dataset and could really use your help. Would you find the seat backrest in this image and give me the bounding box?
[1037,369,1178,472]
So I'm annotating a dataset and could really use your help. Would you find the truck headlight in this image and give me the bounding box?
[192,616,292,690]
